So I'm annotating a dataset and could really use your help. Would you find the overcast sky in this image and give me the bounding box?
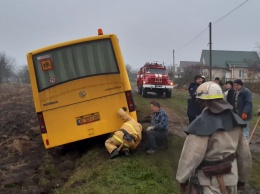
[1,0,259,70]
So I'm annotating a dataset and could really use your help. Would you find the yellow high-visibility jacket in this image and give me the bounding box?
[114,108,142,149]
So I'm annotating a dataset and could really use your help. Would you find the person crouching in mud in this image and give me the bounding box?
[105,108,142,159]
[176,81,252,194]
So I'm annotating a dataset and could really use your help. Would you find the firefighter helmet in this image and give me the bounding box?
[196,81,223,100]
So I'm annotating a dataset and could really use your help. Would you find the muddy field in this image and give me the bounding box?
[0,84,80,194]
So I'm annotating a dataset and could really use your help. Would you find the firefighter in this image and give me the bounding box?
[187,75,203,124]
[176,81,252,194]
[105,108,142,159]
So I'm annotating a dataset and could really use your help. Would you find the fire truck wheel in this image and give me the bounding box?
[142,88,147,98]
[166,90,172,98]
[138,86,143,95]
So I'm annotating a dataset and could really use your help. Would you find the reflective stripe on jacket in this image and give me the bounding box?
[112,135,130,148]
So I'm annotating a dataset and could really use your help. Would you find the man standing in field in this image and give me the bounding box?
[176,81,252,194]
[233,79,253,140]
[145,100,168,155]
[187,75,203,124]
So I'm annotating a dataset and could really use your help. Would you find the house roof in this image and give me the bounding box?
[200,50,260,68]
[179,61,200,68]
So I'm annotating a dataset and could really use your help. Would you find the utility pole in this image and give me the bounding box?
[209,22,212,80]
[173,49,175,79]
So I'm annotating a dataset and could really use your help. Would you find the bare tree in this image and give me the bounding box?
[125,64,137,82]
[166,65,174,80]
[125,64,132,74]
[256,42,260,57]
[0,52,16,83]
[244,58,260,80]
[175,65,202,86]
[15,65,30,84]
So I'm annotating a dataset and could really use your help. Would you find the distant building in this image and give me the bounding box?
[200,50,260,82]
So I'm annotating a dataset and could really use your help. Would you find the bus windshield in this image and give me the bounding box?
[33,39,119,91]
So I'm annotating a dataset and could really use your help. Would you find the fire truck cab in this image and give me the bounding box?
[137,62,173,98]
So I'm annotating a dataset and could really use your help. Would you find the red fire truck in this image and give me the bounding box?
[137,62,173,98]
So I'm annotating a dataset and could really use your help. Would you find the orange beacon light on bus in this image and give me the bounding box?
[98,28,103,35]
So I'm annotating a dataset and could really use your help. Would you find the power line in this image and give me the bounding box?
[212,0,249,25]
[163,26,208,64]
[178,26,208,50]
[177,0,249,50]
[164,0,249,65]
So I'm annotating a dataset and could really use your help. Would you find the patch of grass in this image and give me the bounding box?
[248,92,260,191]
[250,93,260,138]
[159,89,188,120]
[250,155,260,191]
[53,134,185,194]
[3,182,20,188]
[38,153,58,186]
[38,177,50,186]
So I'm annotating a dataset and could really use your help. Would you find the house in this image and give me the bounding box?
[200,50,260,82]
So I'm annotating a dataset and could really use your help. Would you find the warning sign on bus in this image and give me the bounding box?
[41,59,53,71]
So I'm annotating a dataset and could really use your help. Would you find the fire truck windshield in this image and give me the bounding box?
[146,69,166,74]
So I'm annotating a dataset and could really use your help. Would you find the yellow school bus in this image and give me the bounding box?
[27,29,137,148]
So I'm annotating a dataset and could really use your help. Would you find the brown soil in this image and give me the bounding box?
[0,84,83,194]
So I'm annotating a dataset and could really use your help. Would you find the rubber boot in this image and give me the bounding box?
[123,150,130,157]
[110,149,119,159]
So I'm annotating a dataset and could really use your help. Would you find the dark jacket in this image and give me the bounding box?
[236,87,253,120]
[187,82,203,117]
[226,88,235,108]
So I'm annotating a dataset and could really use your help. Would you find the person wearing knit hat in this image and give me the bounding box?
[194,74,202,82]
[187,75,203,124]
[234,79,243,86]
[233,79,253,140]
